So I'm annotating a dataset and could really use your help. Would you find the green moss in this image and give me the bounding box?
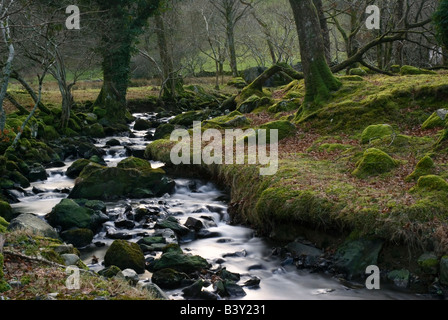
[41,125,60,141]
[93,107,107,119]
[0,254,11,293]
[352,148,399,178]
[390,65,401,73]
[349,68,368,76]
[417,252,438,274]
[258,120,297,141]
[169,111,209,127]
[421,111,446,130]
[405,156,436,182]
[268,99,300,114]
[412,175,448,193]
[144,139,176,164]
[237,95,272,114]
[400,65,437,75]
[66,159,92,179]
[360,124,394,144]
[317,143,353,153]
[0,201,14,221]
[153,123,176,140]
[104,240,146,274]
[117,157,152,170]
[227,77,247,89]
[85,123,105,138]
[0,216,9,233]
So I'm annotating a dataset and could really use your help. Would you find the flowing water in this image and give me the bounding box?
[10,113,424,300]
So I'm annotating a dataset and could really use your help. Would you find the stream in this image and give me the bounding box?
[10,113,424,300]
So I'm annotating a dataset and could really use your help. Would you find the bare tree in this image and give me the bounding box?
[209,0,251,77]
[0,0,16,132]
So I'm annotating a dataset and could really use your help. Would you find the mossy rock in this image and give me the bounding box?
[68,118,82,132]
[227,77,247,89]
[390,65,401,73]
[60,228,94,248]
[41,125,60,141]
[153,123,175,140]
[104,240,146,274]
[405,156,435,182]
[204,111,251,129]
[169,111,209,127]
[352,148,399,178]
[417,252,438,275]
[237,95,271,114]
[440,256,448,286]
[258,120,297,141]
[117,157,152,170]
[334,238,384,280]
[400,65,437,75]
[387,269,410,288]
[69,166,175,200]
[63,127,79,137]
[151,268,190,289]
[85,123,105,138]
[0,201,14,222]
[66,159,92,179]
[317,143,352,153]
[8,213,60,239]
[98,265,121,278]
[349,68,368,76]
[151,251,210,274]
[93,107,107,119]
[0,216,9,233]
[412,175,448,193]
[268,99,300,114]
[8,170,30,188]
[360,124,394,144]
[421,111,446,130]
[46,199,106,231]
[133,119,152,131]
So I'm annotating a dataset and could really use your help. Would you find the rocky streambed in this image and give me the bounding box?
[8,113,425,300]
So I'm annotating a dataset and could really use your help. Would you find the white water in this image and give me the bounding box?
[10,113,424,300]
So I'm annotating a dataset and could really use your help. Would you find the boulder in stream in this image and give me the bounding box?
[69,160,175,200]
[8,213,60,239]
[46,199,108,232]
[104,240,146,274]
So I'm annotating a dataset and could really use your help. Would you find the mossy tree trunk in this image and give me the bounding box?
[93,0,161,124]
[94,37,132,124]
[289,0,341,116]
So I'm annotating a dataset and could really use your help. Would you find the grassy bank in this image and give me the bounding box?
[145,72,448,278]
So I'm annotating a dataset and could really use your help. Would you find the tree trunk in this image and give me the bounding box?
[226,13,239,77]
[10,71,50,114]
[0,19,15,132]
[59,84,74,129]
[12,73,46,148]
[94,39,132,124]
[154,14,178,99]
[6,93,29,115]
[313,0,331,64]
[289,0,341,115]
